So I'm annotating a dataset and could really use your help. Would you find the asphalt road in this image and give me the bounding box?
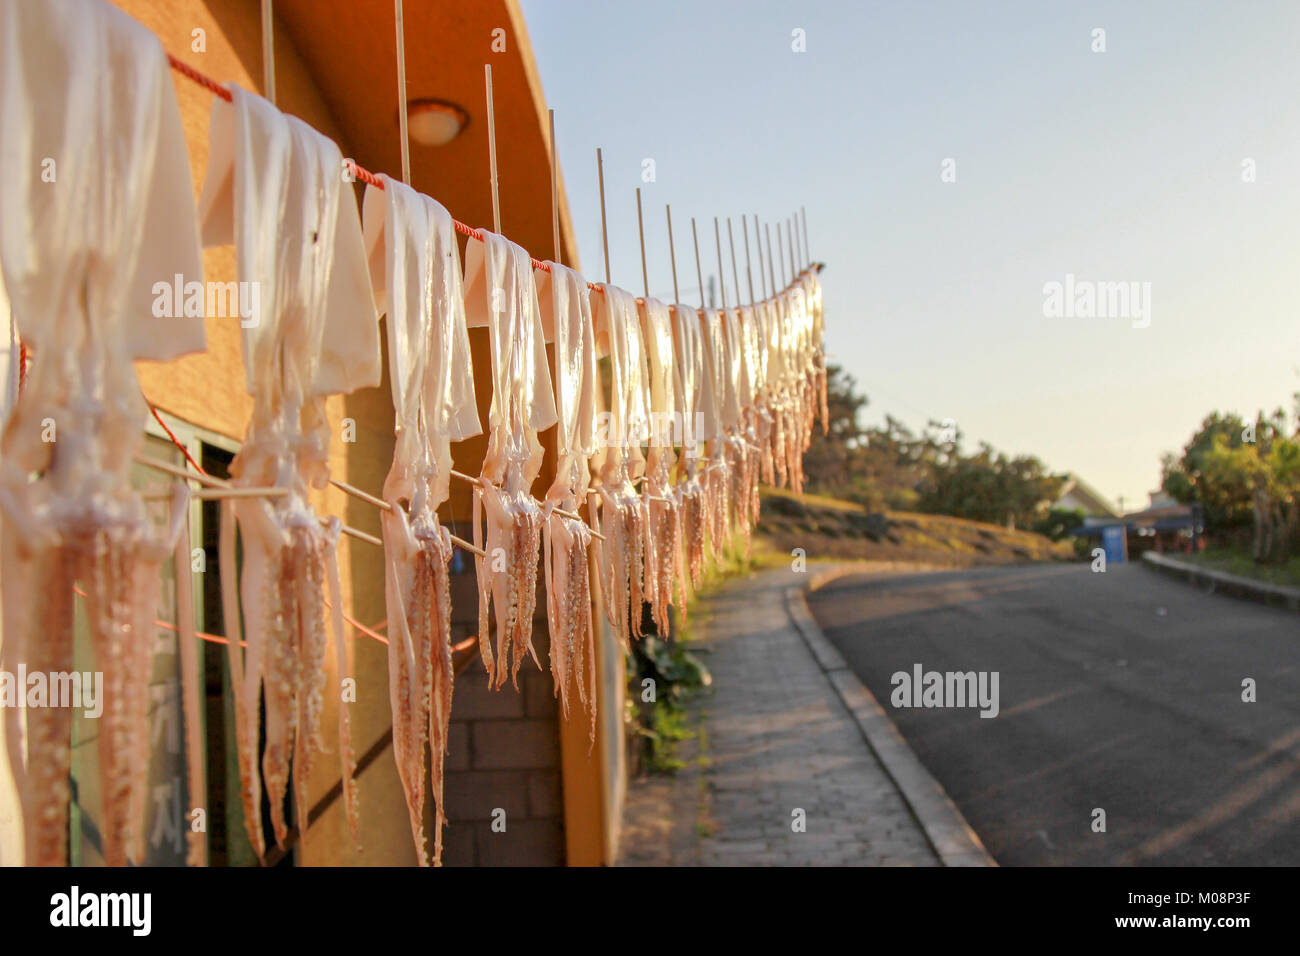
[807,562,1300,866]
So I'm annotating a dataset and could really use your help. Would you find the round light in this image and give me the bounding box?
[406,99,468,147]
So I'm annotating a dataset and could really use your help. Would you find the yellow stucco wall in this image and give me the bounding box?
[115,0,412,865]
[105,0,615,867]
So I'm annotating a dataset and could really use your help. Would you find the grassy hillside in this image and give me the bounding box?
[756,487,1074,566]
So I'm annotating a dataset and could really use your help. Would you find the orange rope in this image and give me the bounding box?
[164,52,602,290]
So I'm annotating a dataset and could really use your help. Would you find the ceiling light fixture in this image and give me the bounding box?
[405,98,469,147]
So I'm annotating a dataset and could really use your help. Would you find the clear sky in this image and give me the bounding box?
[519,0,1300,514]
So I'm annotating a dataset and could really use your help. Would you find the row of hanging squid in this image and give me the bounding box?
[0,0,826,868]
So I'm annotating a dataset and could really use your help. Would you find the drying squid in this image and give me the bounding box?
[720,305,758,553]
[362,176,480,865]
[0,0,206,866]
[637,298,683,637]
[738,307,766,526]
[536,261,600,736]
[699,307,734,558]
[464,231,558,688]
[670,303,711,593]
[590,284,652,644]
[199,84,382,856]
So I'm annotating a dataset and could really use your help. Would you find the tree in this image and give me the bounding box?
[800,364,871,502]
[799,367,1064,525]
[1161,411,1253,530]
[1166,403,1300,562]
[915,441,1064,529]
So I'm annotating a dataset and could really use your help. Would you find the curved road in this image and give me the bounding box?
[807,562,1300,866]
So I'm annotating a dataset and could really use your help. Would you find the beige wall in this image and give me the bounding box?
[117,0,413,865]
[109,0,603,866]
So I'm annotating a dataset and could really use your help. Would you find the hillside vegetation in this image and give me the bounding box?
[757,487,1073,566]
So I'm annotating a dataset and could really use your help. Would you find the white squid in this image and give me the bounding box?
[637,297,683,636]
[590,284,652,645]
[0,0,206,866]
[362,175,480,866]
[199,84,382,858]
[536,261,599,739]
[464,231,557,689]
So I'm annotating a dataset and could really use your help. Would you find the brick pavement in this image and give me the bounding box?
[619,567,941,866]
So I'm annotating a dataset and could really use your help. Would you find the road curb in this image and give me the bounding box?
[787,563,998,867]
[1141,552,1300,611]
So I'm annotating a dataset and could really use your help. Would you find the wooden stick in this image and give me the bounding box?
[337,522,383,549]
[713,217,727,310]
[449,534,484,556]
[742,214,756,304]
[173,526,207,866]
[260,0,276,105]
[144,486,288,501]
[635,188,649,298]
[754,216,767,301]
[484,64,500,234]
[787,216,799,277]
[764,222,777,297]
[329,477,389,512]
[665,205,680,304]
[727,218,741,307]
[795,206,806,269]
[549,109,560,264]
[691,218,705,309]
[777,220,788,287]
[597,148,610,284]
[328,478,487,555]
[394,0,411,185]
[135,455,228,489]
[446,470,603,537]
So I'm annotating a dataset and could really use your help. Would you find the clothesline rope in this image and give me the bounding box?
[164,52,810,300]
[167,53,597,289]
[139,51,816,653]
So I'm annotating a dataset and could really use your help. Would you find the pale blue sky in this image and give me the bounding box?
[520,0,1300,513]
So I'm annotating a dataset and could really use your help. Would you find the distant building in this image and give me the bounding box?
[1068,489,1202,556]
[1054,473,1120,521]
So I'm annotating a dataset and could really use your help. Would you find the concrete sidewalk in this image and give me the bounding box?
[618,566,991,866]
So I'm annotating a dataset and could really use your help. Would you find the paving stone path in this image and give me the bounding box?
[619,567,940,866]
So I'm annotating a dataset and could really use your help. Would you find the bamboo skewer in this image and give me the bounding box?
[777,221,788,287]
[260,0,276,105]
[742,215,756,304]
[635,188,649,298]
[549,109,561,264]
[143,486,288,501]
[754,216,767,301]
[485,64,500,234]
[327,478,485,555]
[393,0,410,185]
[339,523,384,549]
[597,148,611,284]
[446,470,603,538]
[801,206,811,265]
[759,223,769,300]
[691,218,705,310]
[713,217,727,310]
[665,205,680,305]
[727,218,742,307]
[786,215,797,272]
[135,455,229,489]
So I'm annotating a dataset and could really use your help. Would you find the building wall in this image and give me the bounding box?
[117,0,416,866]
[108,0,585,866]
